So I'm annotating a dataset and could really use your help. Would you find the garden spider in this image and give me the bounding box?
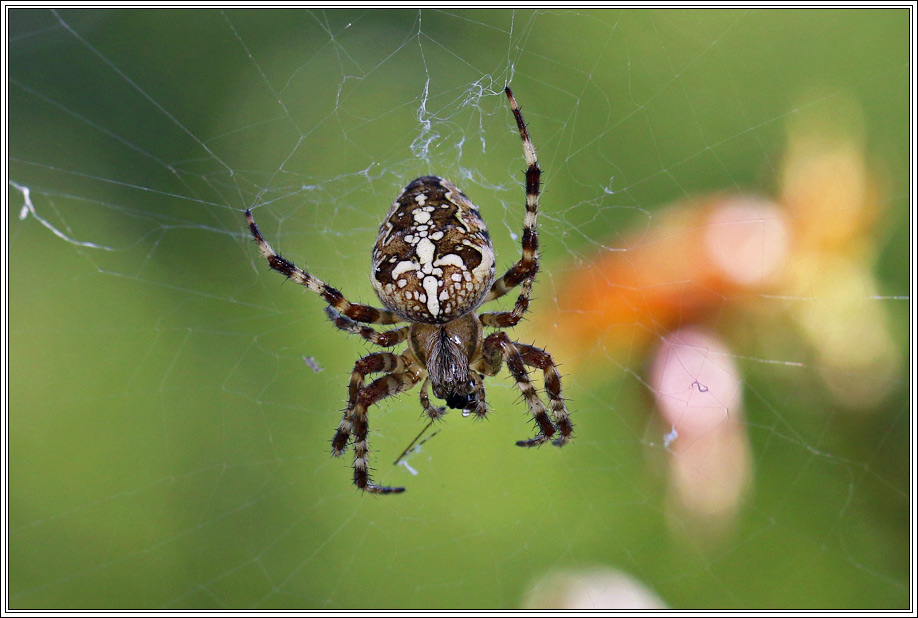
[246,87,572,494]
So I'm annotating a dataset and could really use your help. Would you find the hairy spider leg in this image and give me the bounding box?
[479,278,534,328]
[481,87,541,306]
[246,209,404,325]
[351,370,423,494]
[332,352,411,455]
[516,342,573,446]
[479,332,557,447]
[325,307,410,348]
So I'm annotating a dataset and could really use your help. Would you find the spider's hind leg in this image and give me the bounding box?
[481,87,541,306]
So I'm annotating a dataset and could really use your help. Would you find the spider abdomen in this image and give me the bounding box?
[371,176,496,324]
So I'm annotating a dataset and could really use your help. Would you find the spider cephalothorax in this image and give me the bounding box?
[246,87,572,494]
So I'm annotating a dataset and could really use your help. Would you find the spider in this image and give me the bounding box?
[245,87,572,494]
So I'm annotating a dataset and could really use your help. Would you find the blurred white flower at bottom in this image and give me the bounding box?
[522,567,667,609]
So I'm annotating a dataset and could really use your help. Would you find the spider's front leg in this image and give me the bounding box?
[246,209,403,326]
[325,307,410,348]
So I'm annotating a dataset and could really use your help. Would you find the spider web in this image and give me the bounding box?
[4,7,914,610]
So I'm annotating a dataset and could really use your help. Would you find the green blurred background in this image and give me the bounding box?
[7,8,911,609]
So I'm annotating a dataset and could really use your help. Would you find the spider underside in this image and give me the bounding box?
[246,87,573,494]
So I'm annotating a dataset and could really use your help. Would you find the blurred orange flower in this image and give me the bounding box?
[540,106,897,411]
[535,104,899,530]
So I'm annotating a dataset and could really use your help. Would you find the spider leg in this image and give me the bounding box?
[246,209,403,325]
[332,352,409,455]
[481,332,556,447]
[352,370,422,494]
[516,343,572,446]
[479,278,533,328]
[325,307,410,348]
[482,87,540,306]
